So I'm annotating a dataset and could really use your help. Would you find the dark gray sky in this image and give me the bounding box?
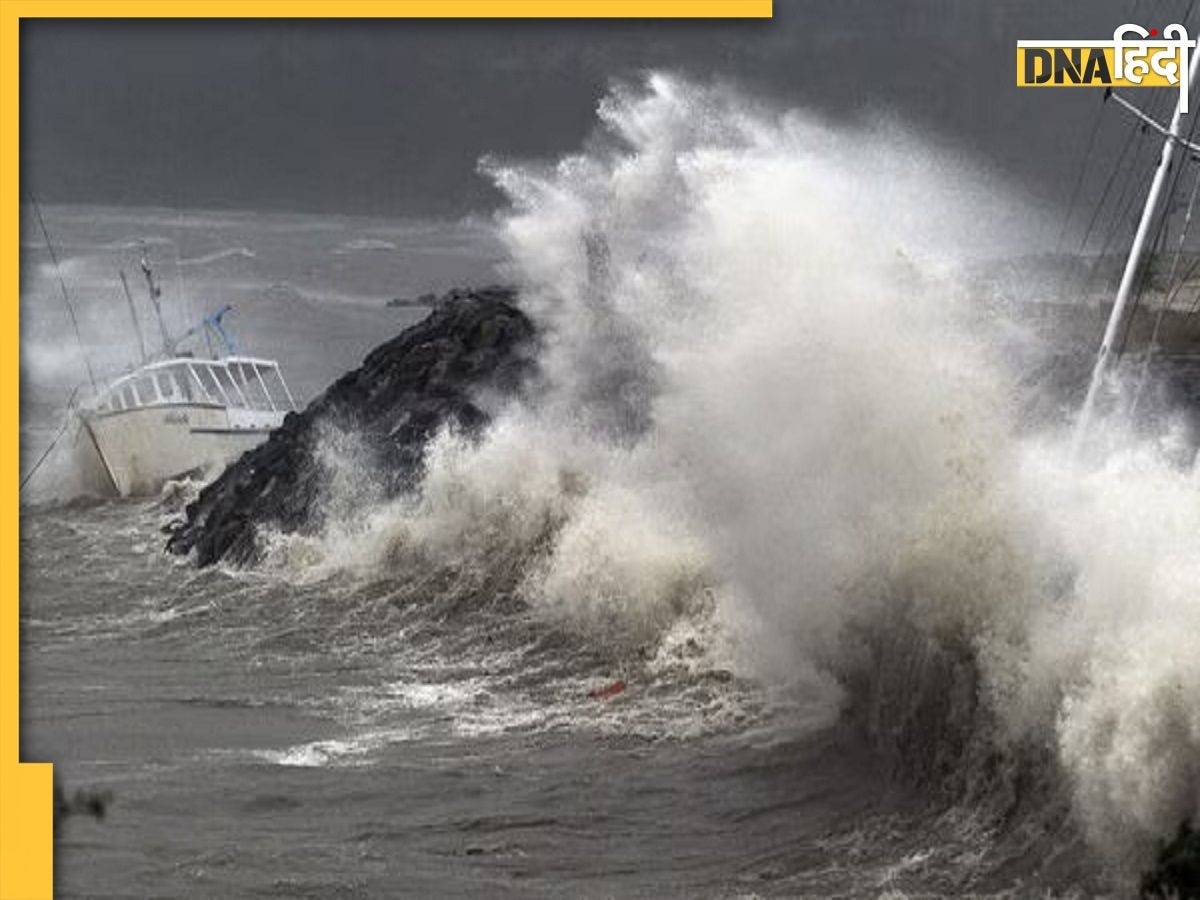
[20,1,1185,217]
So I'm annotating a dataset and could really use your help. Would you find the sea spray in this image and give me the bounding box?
[1011,434,1200,869]
[480,72,1025,685]
[266,73,1199,882]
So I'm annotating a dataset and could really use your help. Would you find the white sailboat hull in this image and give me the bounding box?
[81,403,282,497]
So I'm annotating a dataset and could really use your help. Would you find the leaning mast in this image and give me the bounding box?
[1074,41,1200,446]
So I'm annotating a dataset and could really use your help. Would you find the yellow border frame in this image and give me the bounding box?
[1,1,770,897]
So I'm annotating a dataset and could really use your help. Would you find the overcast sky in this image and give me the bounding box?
[20,1,1187,217]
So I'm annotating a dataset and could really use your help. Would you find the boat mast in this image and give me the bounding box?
[1075,46,1200,446]
[118,269,149,365]
[139,245,175,357]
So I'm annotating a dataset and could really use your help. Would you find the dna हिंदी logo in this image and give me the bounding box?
[1017,23,1195,112]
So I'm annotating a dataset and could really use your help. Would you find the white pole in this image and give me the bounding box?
[1074,46,1200,448]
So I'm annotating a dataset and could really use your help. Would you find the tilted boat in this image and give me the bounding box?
[79,352,295,497]
[74,251,298,496]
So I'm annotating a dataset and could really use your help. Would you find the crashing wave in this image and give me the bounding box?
[168,74,1199,891]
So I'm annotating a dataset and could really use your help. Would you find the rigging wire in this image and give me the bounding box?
[1076,121,1143,259]
[28,194,98,392]
[1054,97,1108,255]
[1074,2,1190,269]
[1115,43,1200,359]
[1126,108,1200,402]
[1067,0,1198,433]
[1074,1,1200,329]
[1076,123,1152,300]
[1185,281,1200,314]
[1128,164,1200,411]
[19,383,84,494]
[1087,0,1200,430]
[173,207,191,330]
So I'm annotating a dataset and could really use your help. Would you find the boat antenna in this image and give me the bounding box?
[118,269,149,365]
[1074,45,1200,450]
[172,210,191,327]
[28,193,97,392]
[139,242,175,356]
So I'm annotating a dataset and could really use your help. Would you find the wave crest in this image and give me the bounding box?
[266,73,1198,881]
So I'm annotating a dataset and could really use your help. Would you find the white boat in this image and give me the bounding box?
[21,209,300,499]
[78,353,296,496]
[67,247,298,497]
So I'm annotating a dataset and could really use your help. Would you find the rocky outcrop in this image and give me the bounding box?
[165,287,535,566]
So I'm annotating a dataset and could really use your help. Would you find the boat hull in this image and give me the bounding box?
[81,404,278,497]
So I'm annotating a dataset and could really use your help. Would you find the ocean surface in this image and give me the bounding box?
[20,496,1019,899]
[20,75,1200,899]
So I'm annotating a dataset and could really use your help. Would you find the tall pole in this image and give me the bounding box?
[1075,46,1200,448]
[118,269,148,365]
[139,244,174,356]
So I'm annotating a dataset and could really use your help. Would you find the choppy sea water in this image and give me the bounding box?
[21,498,1096,899]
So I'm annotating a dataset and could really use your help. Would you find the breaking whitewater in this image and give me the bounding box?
[23,76,1200,898]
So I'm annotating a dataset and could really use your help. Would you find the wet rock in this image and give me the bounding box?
[1142,821,1200,900]
[54,784,112,830]
[387,292,438,307]
[166,287,535,567]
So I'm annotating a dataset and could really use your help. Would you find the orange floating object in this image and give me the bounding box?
[588,680,626,700]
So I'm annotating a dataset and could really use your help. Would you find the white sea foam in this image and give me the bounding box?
[332,238,398,254]
[176,246,257,266]
[251,734,393,768]
[270,73,1199,869]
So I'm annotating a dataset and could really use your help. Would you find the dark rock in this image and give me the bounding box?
[1142,820,1200,900]
[386,292,438,308]
[166,287,535,567]
[54,784,112,831]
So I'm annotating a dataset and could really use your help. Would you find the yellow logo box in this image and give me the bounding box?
[1017,47,1180,87]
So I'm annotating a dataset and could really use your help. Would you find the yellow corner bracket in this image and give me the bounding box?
[3,5,55,897]
[3,6,55,898]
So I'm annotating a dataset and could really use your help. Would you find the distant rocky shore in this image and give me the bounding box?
[165,286,534,566]
[387,291,438,308]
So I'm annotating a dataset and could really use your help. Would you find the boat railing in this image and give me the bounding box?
[90,356,297,417]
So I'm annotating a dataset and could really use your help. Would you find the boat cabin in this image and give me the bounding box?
[88,356,297,430]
